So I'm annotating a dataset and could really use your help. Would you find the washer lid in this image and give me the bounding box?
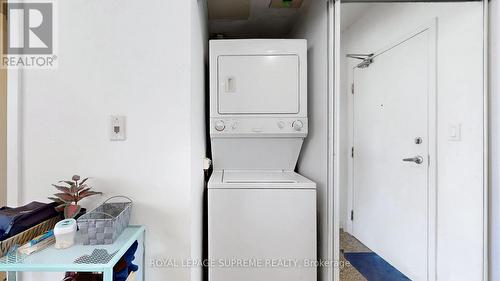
[208,170,316,189]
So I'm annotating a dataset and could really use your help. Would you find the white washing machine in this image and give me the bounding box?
[208,39,316,281]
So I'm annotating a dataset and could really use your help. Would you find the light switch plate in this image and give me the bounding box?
[110,115,126,141]
[448,124,461,141]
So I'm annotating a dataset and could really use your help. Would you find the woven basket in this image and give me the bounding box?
[77,196,132,245]
[0,216,61,257]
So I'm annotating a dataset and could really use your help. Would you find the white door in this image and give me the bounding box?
[352,30,434,281]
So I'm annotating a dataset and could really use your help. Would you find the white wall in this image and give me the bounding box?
[291,1,329,280]
[15,1,207,280]
[339,3,484,281]
[490,0,500,280]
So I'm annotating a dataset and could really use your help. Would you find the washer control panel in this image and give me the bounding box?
[210,117,308,137]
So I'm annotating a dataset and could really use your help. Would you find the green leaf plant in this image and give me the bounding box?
[49,175,103,219]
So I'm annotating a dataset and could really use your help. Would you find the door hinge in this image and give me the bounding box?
[351,83,354,94]
[351,210,354,221]
[351,147,354,158]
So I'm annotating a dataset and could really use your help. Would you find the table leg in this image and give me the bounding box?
[103,268,113,281]
[6,272,15,281]
[141,231,146,281]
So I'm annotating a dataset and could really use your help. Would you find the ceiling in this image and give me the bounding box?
[208,0,307,39]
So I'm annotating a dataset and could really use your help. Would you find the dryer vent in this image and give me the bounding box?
[269,0,304,8]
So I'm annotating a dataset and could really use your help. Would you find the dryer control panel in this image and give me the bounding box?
[210,117,308,137]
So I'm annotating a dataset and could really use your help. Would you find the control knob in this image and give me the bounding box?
[215,120,225,131]
[292,120,304,131]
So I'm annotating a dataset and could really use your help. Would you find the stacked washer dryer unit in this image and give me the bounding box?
[208,39,317,281]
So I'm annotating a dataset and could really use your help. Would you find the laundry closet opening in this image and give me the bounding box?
[204,1,330,281]
[337,2,486,281]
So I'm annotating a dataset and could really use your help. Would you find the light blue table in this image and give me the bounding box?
[0,225,145,281]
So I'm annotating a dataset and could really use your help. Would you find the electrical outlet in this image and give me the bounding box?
[110,116,126,141]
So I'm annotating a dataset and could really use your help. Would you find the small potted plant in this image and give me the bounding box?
[49,175,103,219]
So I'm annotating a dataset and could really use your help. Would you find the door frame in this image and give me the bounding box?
[326,1,338,281]
[482,2,489,280]
[4,0,22,207]
[328,2,489,281]
[348,22,437,280]
[1,0,7,207]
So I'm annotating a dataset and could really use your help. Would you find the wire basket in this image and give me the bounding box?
[77,196,132,245]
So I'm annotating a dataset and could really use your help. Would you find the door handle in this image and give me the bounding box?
[403,156,424,164]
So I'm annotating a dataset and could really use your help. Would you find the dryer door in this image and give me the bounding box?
[217,55,300,114]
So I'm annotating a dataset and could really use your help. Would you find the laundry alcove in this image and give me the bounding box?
[204,0,331,281]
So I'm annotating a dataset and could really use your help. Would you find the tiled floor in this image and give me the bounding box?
[339,229,372,281]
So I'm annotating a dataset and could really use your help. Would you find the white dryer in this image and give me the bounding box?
[208,39,316,281]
